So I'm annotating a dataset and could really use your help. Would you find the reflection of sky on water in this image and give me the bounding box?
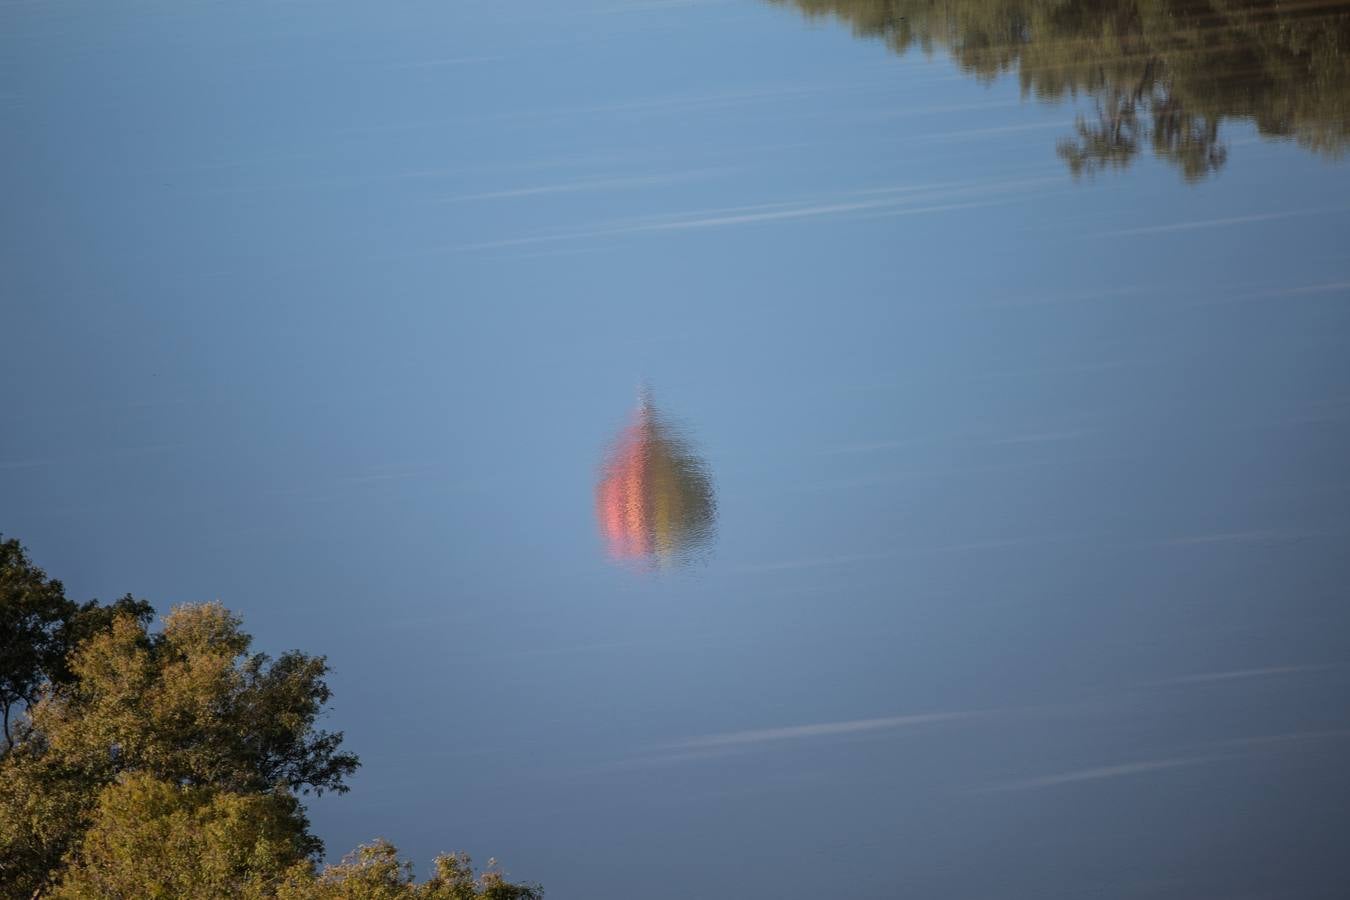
[3,0,1350,897]
[597,394,715,568]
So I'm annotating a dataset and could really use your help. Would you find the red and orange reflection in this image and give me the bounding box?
[596,396,715,567]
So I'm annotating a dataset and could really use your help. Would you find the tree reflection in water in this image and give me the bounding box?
[771,0,1350,179]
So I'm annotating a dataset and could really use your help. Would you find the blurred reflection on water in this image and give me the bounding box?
[597,393,716,568]
[772,0,1350,179]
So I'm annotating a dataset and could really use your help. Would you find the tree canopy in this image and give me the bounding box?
[0,536,152,754]
[0,539,540,900]
[770,0,1350,178]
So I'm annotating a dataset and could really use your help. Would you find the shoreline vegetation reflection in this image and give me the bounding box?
[771,0,1350,179]
[597,393,717,569]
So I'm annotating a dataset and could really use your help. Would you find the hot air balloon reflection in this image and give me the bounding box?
[597,395,716,567]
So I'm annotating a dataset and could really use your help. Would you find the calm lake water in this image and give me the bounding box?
[5,1,1350,896]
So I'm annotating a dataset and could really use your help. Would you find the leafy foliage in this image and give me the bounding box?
[0,536,152,753]
[0,540,539,899]
[48,773,313,900]
[770,0,1350,178]
[277,842,542,900]
[0,601,355,897]
[48,779,541,900]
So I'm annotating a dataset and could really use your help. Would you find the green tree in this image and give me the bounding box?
[0,602,357,898]
[0,536,152,755]
[46,777,543,900]
[0,543,540,899]
[48,773,313,900]
[276,842,542,900]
